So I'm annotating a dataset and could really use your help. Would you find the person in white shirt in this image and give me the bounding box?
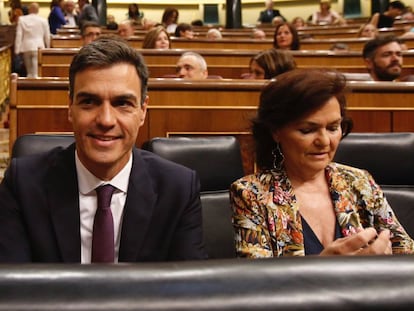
[63,0,78,26]
[14,2,50,77]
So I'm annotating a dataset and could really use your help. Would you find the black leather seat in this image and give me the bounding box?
[334,132,414,238]
[11,134,75,158]
[143,136,245,259]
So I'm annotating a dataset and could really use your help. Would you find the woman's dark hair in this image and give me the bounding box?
[50,0,63,9]
[251,48,296,79]
[273,22,300,50]
[128,3,140,19]
[162,7,179,25]
[252,69,353,169]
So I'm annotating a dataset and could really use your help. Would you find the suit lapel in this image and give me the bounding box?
[118,149,157,262]
[47,144,81,262]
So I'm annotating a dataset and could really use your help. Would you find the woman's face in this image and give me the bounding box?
[167,12,177,25]
[155,31,170,49]
[276,25,293,49]
[249,60,265,79]
[273,97,342,178]
[361,24,377,38]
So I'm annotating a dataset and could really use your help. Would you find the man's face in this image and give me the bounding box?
[366,42,403,81]
[118,24,134,38]
[176,55,208,79]
[68,63,148,180]
[82,26,101,45]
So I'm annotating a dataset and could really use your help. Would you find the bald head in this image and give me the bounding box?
[29,2,39,14]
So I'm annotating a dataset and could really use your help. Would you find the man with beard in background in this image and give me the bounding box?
[363,35,404,81]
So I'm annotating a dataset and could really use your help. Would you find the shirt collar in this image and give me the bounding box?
[75,149,133,195]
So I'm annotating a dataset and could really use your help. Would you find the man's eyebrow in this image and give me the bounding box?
[75,93,138,102]
[75,91,99,100]
[112,94,139,102]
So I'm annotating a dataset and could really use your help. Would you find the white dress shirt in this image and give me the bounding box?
[75,150,132,263]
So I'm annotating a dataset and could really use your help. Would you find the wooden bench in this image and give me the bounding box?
[9,76,414,174]
[38,48,414,78]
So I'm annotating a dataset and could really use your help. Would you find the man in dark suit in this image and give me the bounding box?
[0,36,207,263]
[257,0,286,24]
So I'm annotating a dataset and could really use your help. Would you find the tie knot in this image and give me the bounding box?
[96,184,115,211]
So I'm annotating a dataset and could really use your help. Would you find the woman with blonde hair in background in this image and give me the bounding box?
[142,26,171,49]
[246,48,296,79]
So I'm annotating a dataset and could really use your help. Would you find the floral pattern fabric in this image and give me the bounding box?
[230,162,414,258]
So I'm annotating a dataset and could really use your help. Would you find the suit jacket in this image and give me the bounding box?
[230,163,414,258]
[0,144,207,262]
[78,4,99,27]
[257,9,285,23]
[14,13,50,54]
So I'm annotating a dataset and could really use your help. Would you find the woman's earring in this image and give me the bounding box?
[272,144,284,170]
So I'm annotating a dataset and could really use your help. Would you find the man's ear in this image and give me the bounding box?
[139,96,149,126]
[364,58,373,71]
[68,95,73,123]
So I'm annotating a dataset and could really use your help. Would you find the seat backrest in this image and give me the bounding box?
[142,136,243,258]
[334,132,414,186]
[12,134,75,158]
[142,136,244,192]
[334,133,414,239]
[200,190,236,259]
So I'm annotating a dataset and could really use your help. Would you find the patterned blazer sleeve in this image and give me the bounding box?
[361,170,414,254]
[230,176,274,258]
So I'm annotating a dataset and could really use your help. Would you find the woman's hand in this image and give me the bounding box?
[320,228,392,256]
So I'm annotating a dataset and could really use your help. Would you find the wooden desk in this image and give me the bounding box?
[38,48,414,79]
[10,76,414,173]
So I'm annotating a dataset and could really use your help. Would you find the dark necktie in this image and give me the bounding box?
[92,184,115,263]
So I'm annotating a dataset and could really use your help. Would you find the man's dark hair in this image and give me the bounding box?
[81,21,101,36]
[69,36,148,105]
[174,23,192,37]
[362,35,402,60]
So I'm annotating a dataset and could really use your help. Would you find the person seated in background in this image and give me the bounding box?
[161,7,179,34]
[127,3,143,26]
[191,19,203,27]
[0,36,207,263]
[206,28,222,40]
[330,42,350,53]
[258,0,285,24]
[311,0,346,25]
[370,0,405,28]
[174,23,194,39]
[292,16,306,29]
[117,20,134,38]
[176,52,208,79]
[357,23,378,38]
[271,16,284,27]
[106,14,118,30]
[81,21,101,45]
[252,29,266,40]
[245,48,296,79]
[273,22,300,50]
[363,35,403,81]
[230,68,414,258]
[142,26,171,49]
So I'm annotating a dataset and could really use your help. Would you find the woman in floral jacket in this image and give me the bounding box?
[230,69,414,257]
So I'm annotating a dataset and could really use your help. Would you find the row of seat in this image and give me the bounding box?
[11,132,414,259]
